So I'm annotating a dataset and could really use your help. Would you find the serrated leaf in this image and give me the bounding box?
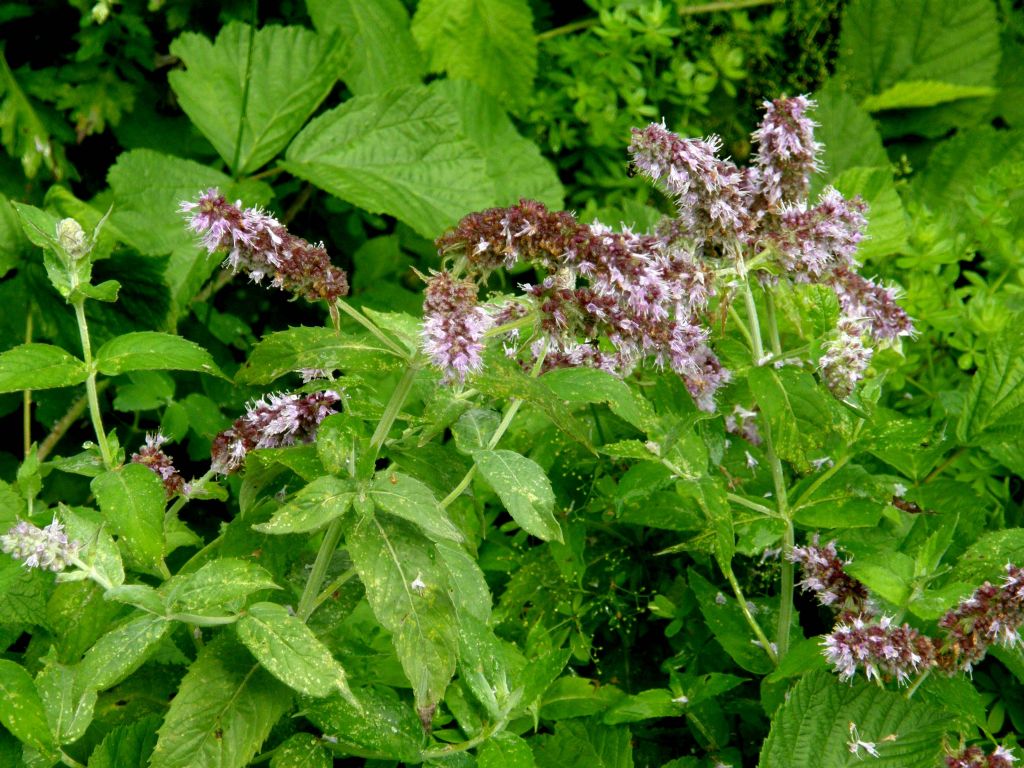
[831,166,907,260]
[478,732,535,768]
[169,23,340,175]
[149,636,291,768]
[0,660,57,756]
[533,720,633,768]
[0,344,87,393]
[307,0,423,96]
[862,80,997,111]
[452,408,501,454]
[412,0,537,110]
[94,331,223,377]
[78,614,171,691]
[950,529,1024,586]
[759,668,952,767]
[269,732,331,768]
[369,471,463,542]
[304,686,423,763]
[253,476,354,535]
[540,367,656,431]
[36,656,96,745]
[162,559,279,614]
[473,449,562,542]
[86,714,160,768]
[92,465,166,575]
[813,79,889,182]
[347,514,458,714]
[237,602,352,699]
[236,326,401,385]
[749,366,838,472]
[689,568,773,674]
[284,83,493,239]
[845,553,914,606]
[58,506,124,589]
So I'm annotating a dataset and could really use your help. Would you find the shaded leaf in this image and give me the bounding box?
[0,659,56,755]
[0,344,87,393]
[253,476,354,535]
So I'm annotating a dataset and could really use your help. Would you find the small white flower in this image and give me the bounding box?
[715,592,727,605]
[810,456,833,470]
[745,450,759,469]
[410,574,427,594]
[672,694,689,705]
[847,722,880,759]
[893,482,907,496]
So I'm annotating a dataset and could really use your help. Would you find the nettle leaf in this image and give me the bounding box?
[0,343,87,393]
[236,326,402,384]
[78,614,172,691]
[236,601,353,700]
[837,0,1000,99]
[813,80,888,182]
[36,656,97,745]
[759,668,952,767]
[253,476,355,535]
[0,659,57,756]
[304,686,423,763]
[347,514,458,715]
[92,464,167,575]
[369,471,463,542]
[169,23,341,175]
[284,83,493,240]
[831,166,907,261]
[150,636,291,768]
[269,732,331,768]
[473,449,562,542]
[861,80,997,111]
[412,0,537,111]
[533,720,634,768]
[94,331,223,377]
[162,559,279,614]
[307,0,423,96]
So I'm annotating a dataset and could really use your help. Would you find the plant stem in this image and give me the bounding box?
[368,364,419,459]
[23,311,32,457]
[60,750,87,768]
[790,454,851,510]
[924,448,965,484]
[723,562,777,663]
[335,298,407,357]
[679,0,780,14]
[726,492,776,517]
[727,305,756,353]
[741,278,765,363]
[764,290,782,357]
[231,0,258,177]
[72,299,112,467]
[904,669,930,699]
[166,469,216,522]
[421,718,510,759]
[37,382,110,462]
[535,18,597,42]
[309,566,357,615]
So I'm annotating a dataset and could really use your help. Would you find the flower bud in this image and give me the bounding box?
[1,518,80,572]
[56,218,89,262]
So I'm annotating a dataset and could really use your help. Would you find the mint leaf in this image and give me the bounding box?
[36,656,97,745]
[169,23,340,175]
[78,614,171,691]
[473,449,562,542]
[86,714,160,768]
[0,344,87,393]
[304,686,423,763]
[478,732,535,768]
[369,471,463,543]
[0,659,57,756]
[412,0,537,111]
[162,559,279,614]
[92,464,167,575]
[269,733,331,768]
[94,331,223,377]
[861,80,997,111]
[253,476,354,535]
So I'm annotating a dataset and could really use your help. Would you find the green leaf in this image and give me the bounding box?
[435,539,492,621]
[830,166,907,261]
[236,601,353,700]
[269,733,331,768]
[539,677,614,720]
[451,408,501,454]
[688,568,773,674]
[950,529,1024,586]
[78,614,172,691]
[347,514,458,715]
[236,326,401,385]
[169,23,340,175]
[92,464,167,575]
[473,449,562,542]
[478,732,535,768]
[306,0,423,96]
[303,686,422,763]
[369,471,463,542]
[94,331,223,377]
[284,83,493,239]
[253,476,354,535]
[861,80,997,111]
[837,0,1000,99]
[533,720,633,768]
[813,79,889,181]
[759,668,952,767]
[412,0,537,110]
[0,659,57,756]
[162,559,279,614]
[86,714,160,768]
[314,413,361,476]
[36,656,96,745]
[0,344,87,393]
[57,506,125,589]
[749,366,839,472]
[540,367,656,431]
[845,553,914,606]
[603,689,681,725]
[150,636,291,768]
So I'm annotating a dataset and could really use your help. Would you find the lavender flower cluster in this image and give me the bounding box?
[181,189,349,304]
[211,391,340,474]
[792,537,1024,684]
[946,745,1018,768]
[1,518,80,572]
[131,433,184,497]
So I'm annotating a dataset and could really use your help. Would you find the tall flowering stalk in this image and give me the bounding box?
[789,535,871,619]
[131,432,184,497]
[422,272,492,382]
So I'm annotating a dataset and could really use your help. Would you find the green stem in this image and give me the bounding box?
[726,492,776,517]
[727,305,756,353]
[369,364,419,459]
[904,669,930,699]
[23,311,32,457]
[309,566,357,615]
[723,563,777,664]
[72,299,112,467]
[231,0,258,177]
[764,290,783,357]
[791,454,851,509]
[535,18,597,42]
[482,312,536,339]
[166,468,216,522]
[741,278,765,363]
[37,383,108,462]
[421,718,509,760]
[679,0,780,14]
[335,299,407,357]
[60,750,87,768]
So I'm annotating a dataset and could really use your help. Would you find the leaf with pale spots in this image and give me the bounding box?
[92,464,167,576]
[94,331,225,377]
[0,659,57,757]
[0,343,88,393]
[303,686,423,763]
[369,471,463,542]
[473,449,562,542]
[253,476,355,535]
[78,614,172,691]
[269,732,331,768]
[162,559,279,614]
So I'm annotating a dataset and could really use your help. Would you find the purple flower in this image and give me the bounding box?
[751,95,822,209]
[937,564,1024,672]
[181,189,349,304]
[771,187,867,281]
[789,534,871,617]
[946,745,1018,768]
[824,614,935,684]
[422,272,493,383]
[829,267,915,341]
[725,404,762,446]
[211,391,341,474]
[1,518,80,572]
[131,433,184,497]
[819,318,873,398]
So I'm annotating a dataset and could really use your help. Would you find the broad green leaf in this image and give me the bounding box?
[86,714,160,768]
[236,602,353,700]
[169,23,340,175]
[749,366,839,472]
[284,83,493,239]
[150,636,291,768]
[0,344,87,393]
[92,464,166,574]
[104,584,165,615]
[831,166,907,261]
[688,568,773,674]
[473,449,562,542]
[539,677,619,720]
[0,659,57,755]
[78,614,171,691]
[845,553,914,606]
[236,326,401,384]
[306,0,423,95]
[540,367,656,431]
[253,476,354,535]
[436,539,491,621]
[303,686,422,763]
[478,732,535,768]
[94,331,222,377]
[269,733,330,768]
[861,80,996,111]
[837,0,1000,99]
[0,194,27,278]
[369,471,463,542]
[455,613,515,718]
[162,559,279,614]
[791,466,887,529]
[107,148,273,256]
[36,656,96,745]
[689,477,733,567]
[315,413,361,476]
[603,689,681,725]
[950,528,1024,586]
[759,668,952,767]
[412,0,537,110]
[57,506,124,589]
[533,720,633,768]
[347,514,458,715]
[451,408,501,454]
